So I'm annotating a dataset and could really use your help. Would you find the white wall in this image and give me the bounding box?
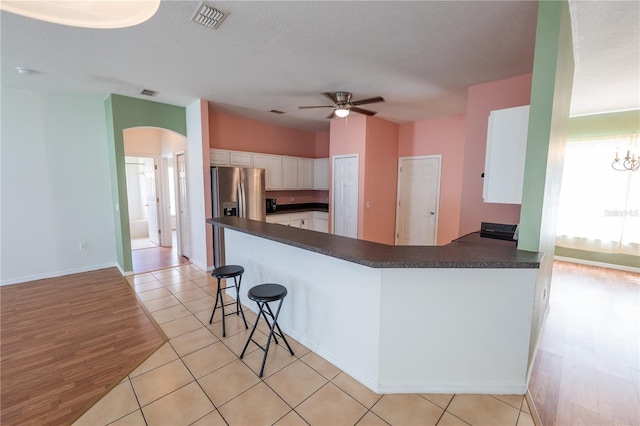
[224,228,538,394]
[184,100,208,270]
[1,87,116,285]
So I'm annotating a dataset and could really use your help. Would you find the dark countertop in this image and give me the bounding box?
[267,203,329,215]
[207,217,542,269]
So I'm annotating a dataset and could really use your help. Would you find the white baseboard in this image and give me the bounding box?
[554,256,640,273]
[0,262,119,286]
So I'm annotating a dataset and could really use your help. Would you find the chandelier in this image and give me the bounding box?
[612,134,639,172]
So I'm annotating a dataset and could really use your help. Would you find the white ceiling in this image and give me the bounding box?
[1,1,638,132]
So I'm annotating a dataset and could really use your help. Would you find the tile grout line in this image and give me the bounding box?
[130,266,537,426]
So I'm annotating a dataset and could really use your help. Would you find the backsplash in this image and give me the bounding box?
[266,190,329,206]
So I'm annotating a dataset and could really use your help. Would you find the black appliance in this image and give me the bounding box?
[480,222,517,241]
[266,198,277,213]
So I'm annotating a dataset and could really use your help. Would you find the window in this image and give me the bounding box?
[556,134,639,255]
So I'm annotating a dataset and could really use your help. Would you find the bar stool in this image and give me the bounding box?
[209,265,248,337]
[240,283,294,377]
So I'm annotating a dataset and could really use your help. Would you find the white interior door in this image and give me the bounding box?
[333,155,359,238]
[145,159,160,245]
[177,154,190,258]
[395,156,441,246]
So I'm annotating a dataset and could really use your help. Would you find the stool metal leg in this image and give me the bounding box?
[208,277,222,325]
[209,273,249,338]
[239,299,295,378]
[264,302,294,356]
[233,275,248,329]
[239,307,261,359]
[259,298,292,377]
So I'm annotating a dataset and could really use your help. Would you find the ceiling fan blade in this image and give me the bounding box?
[298,105,334,109]
[326,110,336,119]
[350,106,377,116]
[322,92,339,104]
[351,96,385,106]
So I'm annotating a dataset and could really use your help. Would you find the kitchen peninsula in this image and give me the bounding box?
[207,217,543,395]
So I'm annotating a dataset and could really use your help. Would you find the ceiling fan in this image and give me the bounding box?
[298,91,385,119]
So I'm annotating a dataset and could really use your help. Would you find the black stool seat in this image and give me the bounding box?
[212,265,244,279]
[240,283,294,377]
[209,265,248,337]
[248,283,287,302]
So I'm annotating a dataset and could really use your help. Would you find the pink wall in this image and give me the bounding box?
[458,73,533,235]
[315,131,330,157]
[329,116,367,238]
[398,115,466,245]
[363,117,399,245]
[209,111,325,158]
[208,111,331,210]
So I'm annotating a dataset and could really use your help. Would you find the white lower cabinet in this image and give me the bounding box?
[289,212,309,229]
[313,211,328,233]
[266,214,291,226]
[266,211,327,231]
[266,212,309,228]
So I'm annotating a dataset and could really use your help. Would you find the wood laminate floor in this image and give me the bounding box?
[529,261,640,425]
[1,261,637,425]
[0,268,167,426]
[131,234,190,274]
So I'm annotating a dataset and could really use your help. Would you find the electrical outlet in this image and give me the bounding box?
[80,242,86,251]
[291,197,295,203]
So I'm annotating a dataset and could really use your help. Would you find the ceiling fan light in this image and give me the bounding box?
[335,108,350,118]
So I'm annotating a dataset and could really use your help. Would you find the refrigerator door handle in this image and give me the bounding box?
[239,182,246,218]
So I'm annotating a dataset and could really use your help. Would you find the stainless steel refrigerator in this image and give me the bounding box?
[211,167,266,267]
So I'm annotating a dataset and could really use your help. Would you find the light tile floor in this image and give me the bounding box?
[74,265,535,426]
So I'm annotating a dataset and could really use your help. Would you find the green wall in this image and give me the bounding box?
[517,0,575,375]
[568,109,640,138]
[519,0,574,253]
[104,94,186,272]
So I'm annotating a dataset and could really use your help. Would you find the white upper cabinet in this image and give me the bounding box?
[210,149,229,165]
[229,151,253,167]
[483,105,530,204]
[298,158,314,189]
[254,154,283,190]
[314,158,330,190]
[211,150,329,191]
[282,157,298,189]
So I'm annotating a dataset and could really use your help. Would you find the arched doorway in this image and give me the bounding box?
[123,127,189,273]
[104,94,188,274]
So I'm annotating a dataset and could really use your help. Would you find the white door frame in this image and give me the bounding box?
[332,154,359,237]
[175,152,190,258]
[159,154,174,247]
[395,155,442,245]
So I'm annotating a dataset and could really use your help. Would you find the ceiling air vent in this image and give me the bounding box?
[192,3,226,29]
[139,88,158,97]
[270,110,285,115]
